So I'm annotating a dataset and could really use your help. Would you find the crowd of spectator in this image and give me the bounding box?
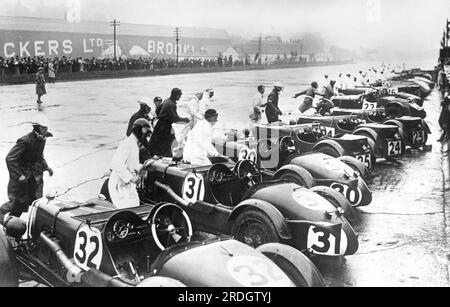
[0,54,251,77]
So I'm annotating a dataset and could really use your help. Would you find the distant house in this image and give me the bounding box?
[181,45,239,60]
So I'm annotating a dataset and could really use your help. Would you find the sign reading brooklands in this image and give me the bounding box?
[0,30,226,59]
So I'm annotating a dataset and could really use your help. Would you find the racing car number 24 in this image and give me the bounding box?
[387,140,402,156]
[74,226,103,271]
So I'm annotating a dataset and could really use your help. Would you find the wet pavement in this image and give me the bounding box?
[1,62,449,287]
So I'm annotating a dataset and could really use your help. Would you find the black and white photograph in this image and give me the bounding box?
[0,0,449,290]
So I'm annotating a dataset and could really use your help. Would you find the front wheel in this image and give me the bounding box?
[231,209,280,248]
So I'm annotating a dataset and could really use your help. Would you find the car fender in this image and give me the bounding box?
[422,120,432,134]
[385,101,409,115]
[312,139,345,157]
[352,127,381,157]
[256,243,324,287]
[383,119,406,140]
[0,228,19,287]
[229,199,292,240]
[272,164,314,188]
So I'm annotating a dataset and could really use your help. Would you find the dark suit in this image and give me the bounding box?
[0,132,49,222]
[265,91,282,123]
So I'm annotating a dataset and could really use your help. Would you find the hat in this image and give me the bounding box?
[205,109,218,119]
[205,88,214,93]
[30,113,50,127]
[274,82,283,88]
[137,97,152,106]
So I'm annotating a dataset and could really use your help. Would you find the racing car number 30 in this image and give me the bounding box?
[74,226,103,271]
[239,147,257,163]
[182,173,205,202]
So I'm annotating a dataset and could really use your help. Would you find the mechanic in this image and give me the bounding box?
[249,85,266,123]
[0,114,54,226]
[148,88,190,157]
[126,97,152,137]
[438,95,450,142]
[183,109,231,165]
[265,82,284,123]
[199,88,215,116]
[153,96,163,117]
[293,82,324,113]
[109,118,151,209]
[186,92,204,128]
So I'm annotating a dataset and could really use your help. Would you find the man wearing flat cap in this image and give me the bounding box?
[126,97,152,137]
[183,109,230,165]
[0,114,54,226]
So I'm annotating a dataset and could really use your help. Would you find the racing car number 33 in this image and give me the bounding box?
[74,226,103,271]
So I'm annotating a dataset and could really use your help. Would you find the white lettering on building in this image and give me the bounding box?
[166,42,174,55]
[157,41,164,54]
[34,41,45,56]
[83,39,93,53]
[148,40,155,53]
[4,43,15,57]
[63,40,73,54]
[48,40,59,56]
[19,41,31,57]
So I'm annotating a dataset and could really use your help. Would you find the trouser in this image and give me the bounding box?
[0,179,39,225]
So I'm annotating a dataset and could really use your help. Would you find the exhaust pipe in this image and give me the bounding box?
[40,232,130,287]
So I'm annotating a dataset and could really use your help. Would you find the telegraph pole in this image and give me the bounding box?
[258,34,262,65]
[109,19,121,64]
[300,39,304,63]
[174,27,181,67]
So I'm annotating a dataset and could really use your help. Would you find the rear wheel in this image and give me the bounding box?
[314,146,341,158]
[310,186,357,223]
[0,228,19,287]
[231,209,280,248]
[276,169,314,188]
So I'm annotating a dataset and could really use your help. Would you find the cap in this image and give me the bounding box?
[30,113,50,127]
[205,109,218,119]
[274,82,283,88]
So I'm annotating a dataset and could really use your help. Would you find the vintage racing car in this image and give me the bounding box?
[329,109,431,151]
[212,127,372,207]
[0,197,324,287]
[135,158,359,256]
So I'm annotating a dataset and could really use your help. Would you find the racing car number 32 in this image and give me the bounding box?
[74,226,103,271]
[182,173,205,202]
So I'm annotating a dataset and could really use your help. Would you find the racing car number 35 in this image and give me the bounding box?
[74,226,103,271]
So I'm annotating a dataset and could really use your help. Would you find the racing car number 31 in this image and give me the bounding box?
[307,226,348,256]
[74,226,103,271]
[182,173,205,202]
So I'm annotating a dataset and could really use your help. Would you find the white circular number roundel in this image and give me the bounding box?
[238,147,257,163]
[74,226,103,271]
[182,173,205,202]
[307,225,348,256]
[227,255,294,287]
[330,183,362,206]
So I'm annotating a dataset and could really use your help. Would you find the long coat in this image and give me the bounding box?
[5,132,49,213]
[35,73,46,96]
[148,98,189,157]
[265,91,282,123]
[108,135,142,209]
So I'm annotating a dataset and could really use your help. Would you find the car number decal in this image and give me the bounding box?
[307,226,348,256]
[330,183,363,206]
[227,255,294,287]
[412,130,425,145]
[238,146,257,163]
[362,100,377,110]
[182,173,205,203]
[386,88,398,95]
[74,226,103,271]
[325,127,335,137]
[356,153,372,170]
[387,140,402,156]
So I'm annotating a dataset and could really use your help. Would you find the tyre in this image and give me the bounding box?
[0,228,19,287]
[338,156,370,180]
[275,169,314,188]
[314,145,341,158]
[310,186,357,223]
[231,209,280,248]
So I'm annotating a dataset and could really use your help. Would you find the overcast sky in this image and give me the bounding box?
[2,0,450,58]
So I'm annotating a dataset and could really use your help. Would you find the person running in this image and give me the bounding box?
[265,82,283,123]
[148,88,190,157]
[0,114,53,226]
[293,82,324,113]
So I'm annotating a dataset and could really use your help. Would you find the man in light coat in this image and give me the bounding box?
[249,85,265,123]
[186,92,204,128]
[183,109,229,165]
[108,119,151,209]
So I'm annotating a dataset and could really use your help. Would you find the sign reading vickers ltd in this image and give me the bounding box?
[0,30,224,59]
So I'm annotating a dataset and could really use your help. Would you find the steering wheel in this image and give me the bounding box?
[279,136,299,155]
[311,123,327,139]
[233,159,262,183]
[207,163,233,186]
[148,203,193,251]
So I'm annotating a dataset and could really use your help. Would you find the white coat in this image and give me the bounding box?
[183,119,221,165]
[187,96,204,128]
[108,135,142,209]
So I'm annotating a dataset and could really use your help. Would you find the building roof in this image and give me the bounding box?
[0,15,230,40]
